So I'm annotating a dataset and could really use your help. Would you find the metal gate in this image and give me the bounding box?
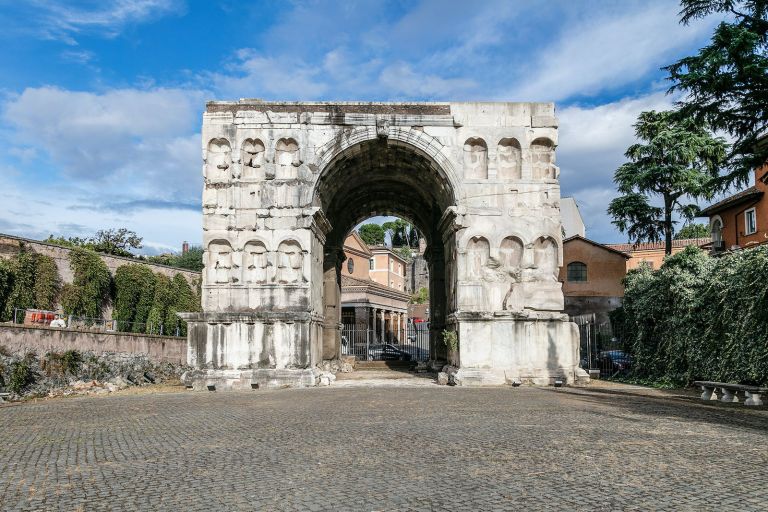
[572,313,633,378]
[340,323,430,361]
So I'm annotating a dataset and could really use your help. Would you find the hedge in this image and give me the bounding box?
[617,245,768,386]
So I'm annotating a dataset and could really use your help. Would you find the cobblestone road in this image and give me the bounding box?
[1,385,767,511]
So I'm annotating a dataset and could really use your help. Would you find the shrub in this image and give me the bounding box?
[42,350,82,377]
[620,245,768,386]
[9,356,36,394]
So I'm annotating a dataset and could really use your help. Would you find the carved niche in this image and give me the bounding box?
[241,139,266,179]
[244,241,269,284]
[463,138,488,179]
[531,138,557,180]
[532,236,558,281]
[497,138,522,180]
[276,240,304,284]
[206,138,232,181]
[208,240,235,284]
[275,138,301,179]
[466,236,490,277]
[499,236,524,310]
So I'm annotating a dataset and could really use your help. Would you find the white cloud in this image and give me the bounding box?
[21,0,184,44]
[210,50,328,100]
[4,86,203,189]
[557,92,677,242]
[507,3,714,102]
[378,62,476,99]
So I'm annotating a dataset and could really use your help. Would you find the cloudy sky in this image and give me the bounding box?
[0,0,720,253]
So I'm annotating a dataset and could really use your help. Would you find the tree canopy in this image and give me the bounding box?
[666,0,768,188]
[358,223,385,245]
[46,228,143,258]
[674,223,711,240]
[607,110,727,255]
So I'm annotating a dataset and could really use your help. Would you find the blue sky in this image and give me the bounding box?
[0,0,719,254]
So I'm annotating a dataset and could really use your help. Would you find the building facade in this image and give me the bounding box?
[700,163,768,252]
[560,235,628,323]
[340,232,410,342]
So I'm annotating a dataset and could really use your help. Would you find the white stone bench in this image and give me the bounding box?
[694,381,766,406]
[0,392,10,403]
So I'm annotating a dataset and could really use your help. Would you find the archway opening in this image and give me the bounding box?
[314,138,457,362]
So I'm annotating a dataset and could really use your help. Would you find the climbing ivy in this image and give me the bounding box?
[0,259,14,322]
[164,274,201,337]
[618,245,768,386]
[146,274,174,335]
[113,264,156,332]
[61,248,111,319]
[33,255,61,311]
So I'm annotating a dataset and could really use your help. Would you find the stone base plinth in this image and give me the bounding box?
[182,368,317,391]
[456,314,587,386]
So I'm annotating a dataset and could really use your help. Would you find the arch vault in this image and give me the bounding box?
[181,101,588,389]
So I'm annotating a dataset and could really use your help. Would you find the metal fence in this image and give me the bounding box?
[13,308,186,337]
[572,313,632,378]
[341,323,430,361]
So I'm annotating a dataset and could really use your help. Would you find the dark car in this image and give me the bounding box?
[367,343,412,361]
[396,344,429,361]
[597,350,633,375]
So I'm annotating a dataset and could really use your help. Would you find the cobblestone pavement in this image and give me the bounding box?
[1,384,767,511]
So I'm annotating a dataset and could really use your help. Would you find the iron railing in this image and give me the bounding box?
[341,323,430,361]
[572,313,632,378]
[13,308,186,337]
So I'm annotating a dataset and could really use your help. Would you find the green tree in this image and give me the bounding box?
[61,248,111,319]
[411,287,429,304]
[358,223,385,245]
[172,246,204,271]
[666,0,768,187]
[90,228,143,257]
[674,223,711,240]
[607,110,727,255]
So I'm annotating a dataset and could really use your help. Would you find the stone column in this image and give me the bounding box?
[380,309,386,342]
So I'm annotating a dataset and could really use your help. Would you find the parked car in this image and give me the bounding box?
[367,343,412,361]
[597,350,633,375]
[396,345,429,361]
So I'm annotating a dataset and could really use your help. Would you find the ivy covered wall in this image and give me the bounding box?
[616,245,768,386]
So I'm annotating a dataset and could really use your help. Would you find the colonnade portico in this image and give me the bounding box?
[346,304,407,343]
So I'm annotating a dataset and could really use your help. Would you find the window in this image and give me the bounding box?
[745,208,757,235]
[566,261,587,282]
[369,258,374,270]
[347,258,354,274]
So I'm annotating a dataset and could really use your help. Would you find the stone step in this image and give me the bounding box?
[354,360,415,370]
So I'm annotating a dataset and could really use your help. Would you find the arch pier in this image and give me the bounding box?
[180,101,589,390]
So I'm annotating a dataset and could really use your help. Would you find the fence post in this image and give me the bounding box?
[366,328,370,361]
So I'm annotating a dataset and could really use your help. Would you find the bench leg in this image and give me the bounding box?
[720,388,739,403]
[745,392,763,407]
[700,386,715,401]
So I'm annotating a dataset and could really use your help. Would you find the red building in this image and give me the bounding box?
[700,162,768,252]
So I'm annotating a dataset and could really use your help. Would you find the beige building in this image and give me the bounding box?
[606,238,710,271]
[340,232,410,342]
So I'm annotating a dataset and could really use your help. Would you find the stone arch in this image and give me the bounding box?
[241,138,265,178]
[531,137,556,180]
[206,138,232,181]
[463,137,488,179]
[466,236,490,277]
[500,236,524,268]
[497,138,522,180]
[276,239,304,284]
[313,126,463,202]
[710,215,724,245]
[243,240,269,284]
[533,236,558,280]
[207,239,234,284]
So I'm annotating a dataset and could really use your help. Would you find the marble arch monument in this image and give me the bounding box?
[181,101,588,389]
